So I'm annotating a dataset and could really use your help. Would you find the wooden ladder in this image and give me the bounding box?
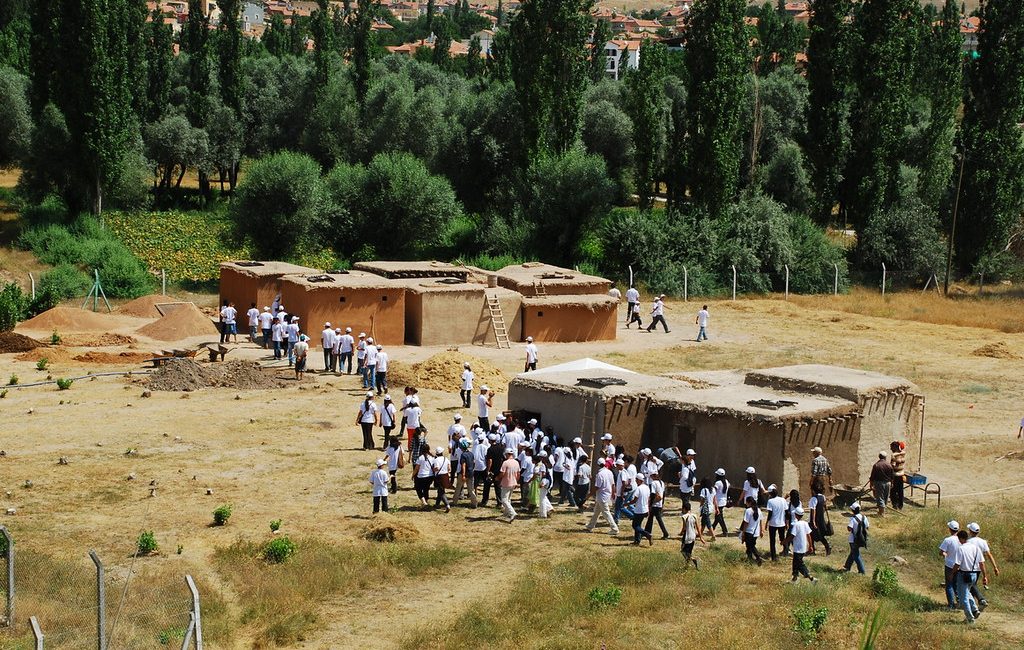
[486,293,511,349]
[533,281,547,296]
[580,397,599,459]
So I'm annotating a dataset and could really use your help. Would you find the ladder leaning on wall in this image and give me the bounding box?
[486,293,511,349]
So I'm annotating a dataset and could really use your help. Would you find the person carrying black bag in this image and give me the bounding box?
[809,486,832,555]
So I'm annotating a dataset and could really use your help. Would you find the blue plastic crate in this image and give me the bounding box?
[907,474,927,486]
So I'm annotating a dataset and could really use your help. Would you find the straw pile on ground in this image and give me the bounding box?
[117,294,171,318]
[136,303,218,341]
[147,359,285,391]
[361,516,421,543]
[19,306,121,332]
[385,351,508,392]
[971,341,1020,360]
[60,333,136,347]
[0,331,45,354]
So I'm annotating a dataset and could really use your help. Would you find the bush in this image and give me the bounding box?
[871,565,899,597]
[19,194,69,226]
[55,377,73,390]
[263,536,296,563]
[212,504,233,526]
[0,282,27,331]
[269,519,282,533]
[36,358,48,371]
[587,585,622,609]
[50,330,61,345]
[8,374,18,386]
[792,603,828,644]
[137,530,158,555]
[31,264,91,312]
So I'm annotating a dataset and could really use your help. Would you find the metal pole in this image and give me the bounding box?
[1,526,12,627]
[162,269,167,296]
[30,616,43,649]
[186,575,203,650]
[943,147,966,296]
[628,265,633,290]
[731,265,736,301]
[89,551,105,650]
[784,265,789,300]
[28,273,35,300]
[683,267,688,302]
[918,396,925,474]
[881,263,886,296]
[833,263,839,296]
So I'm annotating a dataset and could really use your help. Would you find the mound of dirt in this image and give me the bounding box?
[971,342,1020,360]
[73,351,154,365]
[385,351,509,392]
[361,516,421,543]
[15,347,75,363]
[117,294,170,318]
[60,333,136,347]
[0,331,45,354]
[136,303,218,341]
[19,306,121,332]
[147,359,285,391]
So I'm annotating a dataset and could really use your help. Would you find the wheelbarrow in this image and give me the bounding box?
[832,483,870,509]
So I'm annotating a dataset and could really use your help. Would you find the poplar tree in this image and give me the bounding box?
[626,40,668,210]
[588,18,611,82]
[351,0,376,107]
[217,0,243,115]
[311,0,334,87]
[917,0,962,213]
[146,7,173,123]
[183,0,212,197]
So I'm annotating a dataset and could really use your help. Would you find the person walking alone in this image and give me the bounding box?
[370,459,390,513]
[628,474,654,546]
[786,507,816,582]
[645,471,670,540]
[524,337,539,372]
[842,502,869,574]
[646,295,670,333]
[679,499,704,569]
[741,496,764,566]
[460,362,474,408]
[356,392,379,450]
[625,285,639,325]
[695,304,709,341]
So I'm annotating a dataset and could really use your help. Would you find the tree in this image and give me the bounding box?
[508,0,593,158]
[466,35,483,78]
[625,40,668,209]
[0,66,31,168]
[589,18,611,82]
[426,0,436,31]
[582,99,634,198]
[184,0,212,196]
[805,0,852,225]
[145,7,173,123]
[0,0,31,74]
[351,0,377,106]
[263,13,288,57]
[233,152,331,259]
[432,20,452,69]
[28,0,58,115]
[663,75,688,211]
[311,0,334,87]
[124,0,149,120]
[955,0,1024,271]
[216,0,243,115]
[685,0,749,218]
[17,103,75,203]
[142,115,209,191]
[843,0,919,228]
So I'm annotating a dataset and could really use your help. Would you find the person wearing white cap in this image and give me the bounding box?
[356,332,367,383]
[370,459,390,513]
[627,473,654,546]
[271,314,285,359]
[741,495,764,565]
[695,304,709,341]
[497,447,521,522]
[560,437,585,508]
[331,328,342,373]
[646,294,669,333]
[614,455,636,524]
[374,345,389,395]
[413,446,435,506]
[453,436,478,508]
[952,528,986,623]
[356,391,380,450]
[842,502,869,574]
[470,429,489,505]
[574,452,592,510]
[448,415,467,479]
[601,433,615,458]
[765,484,788,561]
[644,470,670,540]
[785,506,816,582]
[524,336,539,372]
[585,459,619,534]
[477,386,493,430]
[677,448,696,503]
[320,322,336,371]
[639,448,664,483]
[966,522,998,610]
[258,306,273,348]
[292,334,310,380]
[939,520,962,608]
[380,395,398,446]
[286,316,301,365]
[460,362,474,408]
[810,446,833,496]
[741,467,766,507]
[712,468,730,536]
[384,435,404,494]
[363,337,378,390]
[338,327,355,374]
[431,446,452,513]
[527,419,543,454]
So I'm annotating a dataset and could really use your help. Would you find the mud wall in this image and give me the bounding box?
[218,267,256,312]
[781,414,862,491]
[405,288,522,346]
[858,390,923,478]
[520,303,617,343]
[278,281,406,345]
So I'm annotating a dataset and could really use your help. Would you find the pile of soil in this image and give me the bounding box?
[147,359,285,391]
[73,351,154,364]
[117,294,171,318]
[0,331,45,354]
[361,516,421,543]
[19,306,121,332]
[971,341,1020,360]
[15,347,75,363]
[385,351,508,392]
[60,333,136,347]
[136,303,218,341]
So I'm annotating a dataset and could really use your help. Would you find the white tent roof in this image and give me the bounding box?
[523,357,637,376]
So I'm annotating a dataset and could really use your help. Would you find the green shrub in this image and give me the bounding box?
[263,536,296,563]
[50,330,61,345]
[456,254,527,271]
[20,194,69,226]
[17,222,84,266]
[0,282,27,331]
[94,247,155,298]
[36,358,48,371]
[7,374,17,386]
[792,603,828,644]
[871,565,899,597]
[587,585,622,609]
[269,519,282,533]
[212,504,233,526]
[31,264,91,312]
[56,377,73,390]
[137,530,158,555]
[0,389,7,398]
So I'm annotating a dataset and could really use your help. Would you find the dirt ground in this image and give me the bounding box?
[2,297,1023,648]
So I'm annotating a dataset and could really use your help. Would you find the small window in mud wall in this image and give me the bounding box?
[537,311,543,317]
[381,295,388,302]
[338,295,346,303]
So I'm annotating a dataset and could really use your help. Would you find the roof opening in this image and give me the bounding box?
[576,377,628,388]
[235,261,264,267]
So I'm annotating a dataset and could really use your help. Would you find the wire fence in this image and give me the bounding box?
[0,526,202,649]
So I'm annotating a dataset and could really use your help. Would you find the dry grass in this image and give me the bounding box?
[789,287,1024,334]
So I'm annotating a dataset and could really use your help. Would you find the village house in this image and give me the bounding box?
[602,39,641,80]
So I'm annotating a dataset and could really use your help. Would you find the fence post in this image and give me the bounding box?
[89,551,105,650]
[1,526,12,628]
[683,267,688,302]
[881,263,886,296]
[162,269,167,296]
[28,273,35,301]
[833,263,839,296]
[185,575,203,650]
[731,265,737,301]
[30,615,43,649]
[784,265,789,300]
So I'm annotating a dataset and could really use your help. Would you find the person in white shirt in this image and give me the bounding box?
[524,336,539,372]
[518,446,535,510]
[600,433,616,458]
[644,470,670,540]
[413,447,435,506]
[678,448,697,503]
[695,304,709,341]
[246,303,260,344]
[627,474,654,546]
[608,285,621,301]
[356,333,367,382]
[384,436,404,493]
[363,337,378,390]
[785,507,816,582]
[220,301,238,343]
[952,529,986,623]
[698,477,717,541]
[939,520,962,608]
[575,453,592,510]
[405,397,423,454]
[740,467,766,506]
[271,317,285,360]
[842,502,869,574]
[292,334,309,380]
[614,456,635,524]
[625,285,640,324]
[627,300,642,329]
[379,395,398,446]
[678,499,705,569]
[536,453,554,518]
[477,386,493,430]
[339,328,355,374]
[586,461,619,534]
[447,415,467,457]
[560,440,581,508]
[355,391,379,450]
[286,317,301,366]
[966,522,998,610]
[258,307,273,349]
[320,323,335,372]
[741,496,764,565]
[331,328,342,372]
[460,362,474,408]
[712,468,730,536]
[645,294,669,333]
[431,446,451,513]
[369,459,390,513]
[765,485,788,561]
[375,345,389,395]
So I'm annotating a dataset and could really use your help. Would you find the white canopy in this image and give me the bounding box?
[523,357,637,376]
